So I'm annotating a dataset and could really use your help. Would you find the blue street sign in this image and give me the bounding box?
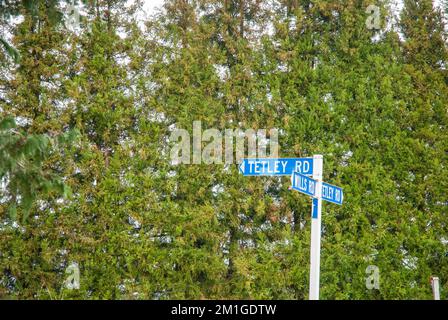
[321,182,343,205]
[291,171,317,197]
[239,158,313,176]
[312,198,319,219]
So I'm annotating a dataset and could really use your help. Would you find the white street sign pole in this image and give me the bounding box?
[309,154,323,300]
[431,276,440,300]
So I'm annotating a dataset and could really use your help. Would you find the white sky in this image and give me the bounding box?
[142,0,165,16]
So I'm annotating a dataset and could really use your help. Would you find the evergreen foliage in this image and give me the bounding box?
[0,0,447,299]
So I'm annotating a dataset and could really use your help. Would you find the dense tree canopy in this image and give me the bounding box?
[0,0,447,299]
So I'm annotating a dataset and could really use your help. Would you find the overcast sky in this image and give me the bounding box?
[142,0,165,16]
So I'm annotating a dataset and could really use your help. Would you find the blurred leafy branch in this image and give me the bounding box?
[0,116,79,223]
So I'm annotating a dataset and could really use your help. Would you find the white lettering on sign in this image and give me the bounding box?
[292,173,316,196]
[322,185,327,198]
[295,160,310,174]
[309,180,315,194]
[281,161,287,172]
[335,189,341,202]
[246,159,292,175]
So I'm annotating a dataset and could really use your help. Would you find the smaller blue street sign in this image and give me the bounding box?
[321,182,344,205]
[291,171,317,197]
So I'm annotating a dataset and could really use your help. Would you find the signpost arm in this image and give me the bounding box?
[309,154,323,300]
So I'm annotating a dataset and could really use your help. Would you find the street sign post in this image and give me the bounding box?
[239,158,313,176]
[431,276,440,300]
[309,155,323,300]
[289,155,344,300]
[239,154,344,300]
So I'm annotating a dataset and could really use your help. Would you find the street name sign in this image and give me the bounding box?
[291,171,317,197]
[239,158,313,176]
[321,182,343,205]
[290,174,344,206]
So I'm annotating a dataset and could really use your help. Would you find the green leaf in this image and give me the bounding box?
[0,117,16,130]
[0,38,20,63]
[8,205,17,221]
